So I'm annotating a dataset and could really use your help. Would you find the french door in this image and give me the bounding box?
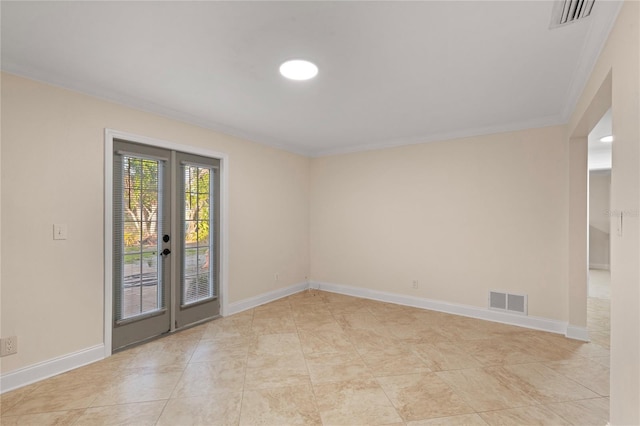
[112,140,220,351]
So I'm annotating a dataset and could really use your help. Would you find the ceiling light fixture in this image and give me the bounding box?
[279,59,318,81]
[600,135,613,143]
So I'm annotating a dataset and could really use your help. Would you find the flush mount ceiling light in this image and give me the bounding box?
[279,59,318,81]
[600,135,613,142]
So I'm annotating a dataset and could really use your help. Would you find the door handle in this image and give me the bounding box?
[161,248,171,256]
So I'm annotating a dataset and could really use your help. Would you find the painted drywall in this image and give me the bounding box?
[310,125,568,321]
[589,171,611,269]
[567,1,640,423]
[0,73,310,373]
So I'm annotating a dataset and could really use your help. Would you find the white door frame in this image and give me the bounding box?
[104,128,229,357]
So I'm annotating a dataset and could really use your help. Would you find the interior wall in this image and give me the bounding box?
[310,125,568,321]
[567,1,640,423]
[589,170,611,269]
[0,72,311,374]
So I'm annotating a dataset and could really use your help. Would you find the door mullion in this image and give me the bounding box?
[170,150,178,331]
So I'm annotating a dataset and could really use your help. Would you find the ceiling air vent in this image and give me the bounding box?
[550,0,595,29]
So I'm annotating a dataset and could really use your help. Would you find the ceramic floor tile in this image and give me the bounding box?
[545,358,610,396]
[244,364,311,390]
[2,378,104,416]
[89,366,183,406]
[479,405,571,425]
[0,383,41,416]
[249,332,303,356]
[591,355,610,368]
[251,311,297,334]
[436,367,540,412]
[239,384,322,425]
[457,338,543,366]
[305,351,372,384]
[357,346,431,376]
[294,311,341,330]
[167,324,207,341]
[74,400,166,425]
[298,327,355,356]
[156,393,243,426]
[546,397,609,425]
[171,359,246,398]
[334,312,386,334]
[126,339,199,369]
[412,342,483,372]
[345,328,401,352]
[406,414,489,425]
[503,363,599,403]
[389,323,452,344]
[247,334,306,369]
[314,379,402,425]
[376,373,474,421]
[589,330,610,348]
[0,409,84,425]
[439,320,506,341]
[327,300,371,316]
[253,300,292,318]
[190,336,251,364]
[3,289,610,425]
[200,316,255,340]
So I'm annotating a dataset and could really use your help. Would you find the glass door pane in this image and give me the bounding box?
[112,141,171,351]
[182,164,214,305]
[121,156,163,319]
[176,152,220,328]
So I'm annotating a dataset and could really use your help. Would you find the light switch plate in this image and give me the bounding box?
[53,224,68,240]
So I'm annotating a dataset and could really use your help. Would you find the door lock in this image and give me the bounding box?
[163,234,170,243]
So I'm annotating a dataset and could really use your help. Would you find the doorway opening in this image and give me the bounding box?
[587,108,612,350]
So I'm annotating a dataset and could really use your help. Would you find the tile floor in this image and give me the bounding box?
[1,288,611,425]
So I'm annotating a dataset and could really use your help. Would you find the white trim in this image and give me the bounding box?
[0,344,104,394]
[566,325,590,342]
[103,128,230,356]
[104,130,113,357]
[311,281,570,336]
[312,115,564,158]
[225,282,309,316]
[589,263,610,270]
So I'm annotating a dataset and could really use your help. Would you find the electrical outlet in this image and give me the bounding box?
[412,280,419,289]
[0,336,18,356]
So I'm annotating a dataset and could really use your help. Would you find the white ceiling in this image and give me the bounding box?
[1,1,622,157]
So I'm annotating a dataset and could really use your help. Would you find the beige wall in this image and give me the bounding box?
[310,126,568,321]
[589,171,611,268]
[0,73,310,373]
[567,1,640,423]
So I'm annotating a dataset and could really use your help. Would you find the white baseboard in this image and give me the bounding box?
[225,281,308,316]
[0,344,104,394]
[311,281,571,336]
[566,325,590,342]
[589,263,610,270]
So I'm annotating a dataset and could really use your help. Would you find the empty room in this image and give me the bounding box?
[1,1,639,425]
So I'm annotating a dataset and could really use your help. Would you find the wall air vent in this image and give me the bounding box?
[489,291,528,315]
[550,0,595,29]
